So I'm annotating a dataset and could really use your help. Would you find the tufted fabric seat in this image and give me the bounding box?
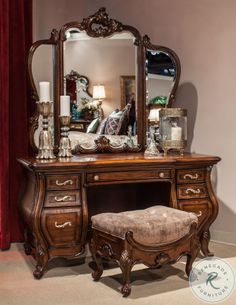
[91,205,198,246]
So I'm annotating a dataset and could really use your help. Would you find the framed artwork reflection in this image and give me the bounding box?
[120,75,135,108]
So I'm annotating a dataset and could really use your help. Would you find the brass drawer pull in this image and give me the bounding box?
[183,173,199,180]
[55,179,73,186]
[196,211,202,217]
[94,175,100,181]
[54,195,72,202]
[186,188,201,194]
[55,221,72,229]
[159,172,165,178]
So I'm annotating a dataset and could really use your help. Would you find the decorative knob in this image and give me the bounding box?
[94,175,99,181]
[159,172,165,178]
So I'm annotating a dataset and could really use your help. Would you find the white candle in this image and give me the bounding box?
[171,126,182,141]
[60,95,70,116]
[39,82,50,102]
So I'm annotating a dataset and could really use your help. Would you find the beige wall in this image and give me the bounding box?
[34,0,236,243]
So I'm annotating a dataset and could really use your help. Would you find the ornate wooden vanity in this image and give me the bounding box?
[18,153,220,278]
[18,8,220,278]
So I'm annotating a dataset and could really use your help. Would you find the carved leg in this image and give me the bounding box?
[23,230,33,256]
[119,250,134,297]
[201,230,214,257]
[186,235,201,277]
[24,241,33,256]
[33,244,48,280]
[90,239,104,281]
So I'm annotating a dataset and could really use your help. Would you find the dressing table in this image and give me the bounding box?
[18,8,220,278]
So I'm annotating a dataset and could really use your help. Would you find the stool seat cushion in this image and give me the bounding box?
[91,206,198,246]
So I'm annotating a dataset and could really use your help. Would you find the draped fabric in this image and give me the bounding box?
[0,0,32,249]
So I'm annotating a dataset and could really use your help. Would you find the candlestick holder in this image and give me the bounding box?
[36,101,56,159]
[58,116,72,157]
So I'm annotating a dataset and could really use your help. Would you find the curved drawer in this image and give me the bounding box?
[177,169,205,184]
[86,169,171,184]
[177,199,211,228]
[41,208,82,247]
[177,184,208,199]
[44,191,81,208]
[46,175,80,190]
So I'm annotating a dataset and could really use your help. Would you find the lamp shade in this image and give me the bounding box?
[148,108,160,122]
[93,85,106,99]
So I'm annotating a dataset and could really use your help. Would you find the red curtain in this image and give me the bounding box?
[0,0,32,249]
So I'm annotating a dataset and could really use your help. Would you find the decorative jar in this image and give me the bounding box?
[159,108,187,155]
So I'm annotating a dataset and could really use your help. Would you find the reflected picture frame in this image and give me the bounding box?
[120,75,135,108]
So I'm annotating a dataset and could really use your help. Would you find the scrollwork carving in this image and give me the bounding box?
[72,135,141,154]
[155,252,171,267]
[80,7,123,38]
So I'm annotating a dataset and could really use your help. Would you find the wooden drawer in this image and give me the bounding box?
[46,175,80,190]
[177,184,208,199]
[44,191,81,208]
[86,169,171,184]
[177,169,205,184]
[41,208,82,247]
[178,200,211,228]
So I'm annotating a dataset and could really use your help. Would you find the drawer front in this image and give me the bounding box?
[44,191,81,208]
[87,169,171,184]
[177,184,208,199]
[41,208,82,247]
[46,175,80,190]
[177,169,205,184]
[178,200,211,228]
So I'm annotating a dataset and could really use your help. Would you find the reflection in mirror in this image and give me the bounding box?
[32,45,54,147]
[146,50,176,144]
[63,29,138,150]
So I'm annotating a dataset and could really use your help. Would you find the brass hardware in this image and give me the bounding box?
[55,221,72,228]
[94,175,100,181]
[184,173,198,180]
[159,172,165,178]
[186,188,201,194]
[54,195,72,202]
[196,211,202,217]
[56,179,73,186]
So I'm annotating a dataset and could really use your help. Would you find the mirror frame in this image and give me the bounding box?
[28,7,181,154]
[28,29,60,153]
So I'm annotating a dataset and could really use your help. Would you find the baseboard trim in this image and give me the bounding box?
[210,229,236,246]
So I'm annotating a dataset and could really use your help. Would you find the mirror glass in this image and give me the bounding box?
[63,28,138,149]
[32,45,55,147]
[145,50,176,142]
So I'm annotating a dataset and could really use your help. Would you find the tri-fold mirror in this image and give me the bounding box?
[28,7,181,154]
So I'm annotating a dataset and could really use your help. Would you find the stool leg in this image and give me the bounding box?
[186,236,201,277]
[119,250,133,297]
[90,239,103,281]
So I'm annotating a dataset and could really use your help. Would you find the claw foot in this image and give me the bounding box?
[92,268,103,281]
[121,283,131,297]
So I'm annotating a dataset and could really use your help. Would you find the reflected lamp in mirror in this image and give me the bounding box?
[93,85,106,120]
[159,108,187,156]
[148,108,160,123]
[93,85,106,101]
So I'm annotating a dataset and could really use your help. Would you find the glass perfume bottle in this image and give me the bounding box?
[144,126,160,157]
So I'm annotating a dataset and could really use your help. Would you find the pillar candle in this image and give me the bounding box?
[60,95,70,116]
[171,126,182,141]
[39,82,50,102]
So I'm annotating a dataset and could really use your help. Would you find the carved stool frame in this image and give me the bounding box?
[90,223,200,297]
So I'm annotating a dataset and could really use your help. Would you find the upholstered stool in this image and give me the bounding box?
[90,206,200,297]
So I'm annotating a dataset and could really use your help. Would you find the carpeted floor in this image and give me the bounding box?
[0,242,236,305]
